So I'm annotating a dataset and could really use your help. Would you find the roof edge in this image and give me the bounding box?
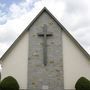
[43,7,90,59]
[0,7,90,61]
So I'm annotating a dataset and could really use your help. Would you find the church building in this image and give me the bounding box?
[0,7,90,90]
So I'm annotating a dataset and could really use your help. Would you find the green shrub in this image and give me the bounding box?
[0,76,19,90]
[75,77,90,90]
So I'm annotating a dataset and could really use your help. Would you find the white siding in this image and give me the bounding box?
[1,31,29,89]
[62,31,90,89]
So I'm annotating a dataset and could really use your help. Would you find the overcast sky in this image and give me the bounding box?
[0,0,90,58]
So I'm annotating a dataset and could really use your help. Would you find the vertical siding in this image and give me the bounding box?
[62,31,90,89]
[1,31,29,89]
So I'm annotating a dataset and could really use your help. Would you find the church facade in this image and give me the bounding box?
[0,7,90,90]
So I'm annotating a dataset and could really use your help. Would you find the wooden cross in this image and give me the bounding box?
[38,24,52,66]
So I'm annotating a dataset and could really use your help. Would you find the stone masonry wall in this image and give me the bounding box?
[28,12,64,90]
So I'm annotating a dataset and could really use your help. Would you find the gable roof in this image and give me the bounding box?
[0,7,90,61]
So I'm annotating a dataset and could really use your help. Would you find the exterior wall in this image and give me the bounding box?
[28,12,64,90]
[1,31,29,89]
[62,31,90,89]
[1,9,90,90]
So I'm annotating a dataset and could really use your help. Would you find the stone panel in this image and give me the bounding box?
[28,12,64,90]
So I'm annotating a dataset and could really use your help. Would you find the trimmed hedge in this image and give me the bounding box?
[0,76,19,90]
[75,77,90,90]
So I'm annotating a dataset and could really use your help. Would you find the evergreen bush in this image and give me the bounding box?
[75,77,90,90]
[0,76,19,90]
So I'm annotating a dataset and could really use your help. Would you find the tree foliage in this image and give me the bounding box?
[75,77,90,90]
[0,76,19,90]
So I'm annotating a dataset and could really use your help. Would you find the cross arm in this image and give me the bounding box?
[38,33,53,37]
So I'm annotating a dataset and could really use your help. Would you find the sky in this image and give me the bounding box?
[0,0,90,59]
